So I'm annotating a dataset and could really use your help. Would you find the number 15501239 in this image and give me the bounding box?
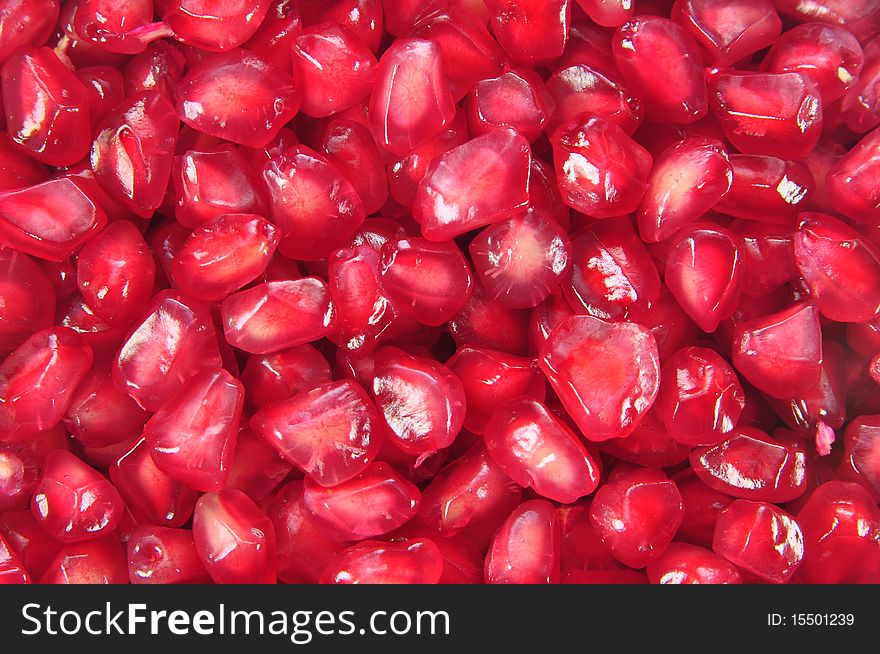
[768,614,855,627]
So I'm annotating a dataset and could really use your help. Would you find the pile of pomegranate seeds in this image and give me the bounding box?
[1,0,880,587]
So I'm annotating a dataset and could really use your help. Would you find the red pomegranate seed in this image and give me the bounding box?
[575,0,633,28]
[713,499,804,583]
[545,63,643,136]
[676,473,734,549]
[446,346,546,434]
[613,16,708,124]
[539,314,660,441]
[411,8,506,103]
[636,137,732,243]
[485,398,600,504]
[31,449,122,542]
[773,0,880,44]
[841,415,880,499]
[0,250,55,351]
[1,47,90,166]
[40,535,128,584]
[74,0,162,55]
[302,461,420,541]
[298,0,384,54]
[589,468,684,568]
[316,119,389,215]
[0,531,30,584]
[840,37,880,133]
[378,237,474,326]
[826,126,880,224]
[172,147,268,229]
[268,481,342,584]
[175,50,300,148]
[730,221,799,296]
[0,137,49,191]
[371,346,466,456]
[262,144,366,260]
[114,291,221,411]
[0,178,107,262]
[659,346,745,446]
[110,438,199,528]
[672,0,781,66]
[793,212,880,323]
[369,37,456,155]
[709,70,823,159]
[552,113,653,218]
[484,0,571,64]
[160,0,270,51]
[485,499,560,584]
[599,407,691,468]
[448,284,531,355]
[0,442,38,513]
[466,70,554,143]
[293,23,377,118]
[240,345,332,411]
[123,41,185,101]
[0,0,59,63]
[127,525,211,584]
[716,155,813,225]
[731,300,823,399]
[690,427,807,502]
[469,208,571,309]
[321,538,444,584]
[646,542,742,584]
[193,489,276,584]
[796,481,880,583]
[77,220,156,328]
[250,380,383,487]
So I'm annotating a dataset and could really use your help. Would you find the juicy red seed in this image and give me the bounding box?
[0,250,55,351]
[589,468,684,569]
[841,416,880,499]
[539,314,661,441]
[484,0,571,64]
[484,398,601,504]
[371,347,466,456]
[612,16,708,124]
[302,461,420,541]
[31,450,123,542]
[192,489,276,584]
[713,499,804,584]
[715,155,813,225]
[175,50,300,148]
[250,380,383,487]
[467,69,555,143]
[221,278,333,354]
[485,499,561,584]
[0,0,59,63]
[646,542,743,584]
[826,126,880,224]
[127,526,210,584]
[552,113,653,218]
[40,535,128,584]
[320,538,444,584]
[240,345,332,411]
[413,127,532,241]
[316,119,389,215]
[161,0,271,51]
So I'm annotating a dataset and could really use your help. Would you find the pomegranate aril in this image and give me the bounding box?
[193,489,276,584]
[224,427,293,503]
[647,542,743,584]
[172,146,268,229]
[841,415,880,499]
[545,63,643,136]
[31,450,122,542]
[369,37,456,155]
[613,16,708,124]
[672,0,782,66]
[826,126,880,223]
[589,468,684,568]
[316,119,389,215]
[484,0,570,64]
[128,526,210,584]
[0,0,59,63]
[160,0,270,51]
[716,156,813,225]
[485,499,560,584]
[411,7,506,103]
[731,300,823,399]
[485,398,600,504]
[123,40,185,100]
[250,380,383,487]
[772,0,880,44]
[321,538,444,584]
[0,531,30,584]
[74,0,162,55]
[1,47,91,167]
[449,285,531,356]
[713,499,804,583]
[298,0,384,54]
[221,278,332,354]
[0,442,38,513]
[0,250,55,352]
[40,535,128,584]
[175,49,300,148]
[371,347,466,456]
[469,208,571,309]
[552,113,653,218]
[539,314,660,441]
[840,37,880,133]
[114,291,221,412]
[637,137,733,243]
[709,71,823,159]
[0,136,49,191]
[0,178,107,262]
[796,481,880,583]
[466,70,554,143]
[263,144,366,261]
[302,462,420,541]
[110,438,199,528]
[240,345,332,411]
